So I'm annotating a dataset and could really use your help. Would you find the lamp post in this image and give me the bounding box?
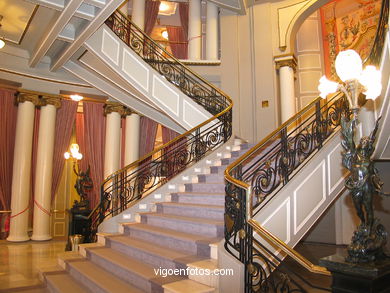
[318,49,386,263]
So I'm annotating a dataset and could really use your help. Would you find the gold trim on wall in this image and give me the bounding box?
[0,68,92,88]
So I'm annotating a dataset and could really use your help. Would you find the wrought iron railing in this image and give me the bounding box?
[224,94,347,292]
[87,10,232,240]
[224,0,388,290]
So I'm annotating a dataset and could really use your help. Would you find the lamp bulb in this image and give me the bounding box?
[335,50,363,82]
[318,75,339,98]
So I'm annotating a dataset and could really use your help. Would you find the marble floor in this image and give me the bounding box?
[0,240,66,292]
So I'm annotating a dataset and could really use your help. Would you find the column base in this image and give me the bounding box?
[7,234,30,242]
[31,234,52,241]
[319,254,390,293]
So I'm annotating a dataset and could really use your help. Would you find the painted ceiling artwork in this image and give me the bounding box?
[320,0,382,79]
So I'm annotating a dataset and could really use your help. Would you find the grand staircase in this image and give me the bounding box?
[38,140,251,293]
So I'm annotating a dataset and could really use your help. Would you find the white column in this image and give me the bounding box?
[31,99,59,241]
[125,113,141,165]
[188,0,202,60]
[7,96,36,242]
[132,0,145,30]
[104,111,121,178]
[206,2,218,60]
[275,55,297,123]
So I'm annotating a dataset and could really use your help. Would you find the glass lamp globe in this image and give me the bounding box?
[335,50,363,82]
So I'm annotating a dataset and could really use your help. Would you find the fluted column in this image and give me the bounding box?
[104,102,123,178]
[275,55,297,123]
[188,0,202,60]
[206,2,218,60]
[132,0,145,30]
[7,93,42,242]
[125,113,141,165]
[31,97,61,241]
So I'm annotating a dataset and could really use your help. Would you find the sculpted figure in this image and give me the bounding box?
[341,114,387,262]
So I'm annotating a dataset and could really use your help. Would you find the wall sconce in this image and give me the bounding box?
[161,30,168,40]
[318,49,386,263]
[70,94,84,102]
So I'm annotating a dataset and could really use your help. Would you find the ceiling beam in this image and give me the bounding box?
[29,0,84,67]
[50,0,123,71]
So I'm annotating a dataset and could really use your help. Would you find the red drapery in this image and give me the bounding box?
[179,2,189,41]
[139,116,158,158]
[167,26,188,59]
[83,101,105,209]
[144,0,161,36]
[51,100,78,200]
[0,89,17,239]
[75,112,87,172]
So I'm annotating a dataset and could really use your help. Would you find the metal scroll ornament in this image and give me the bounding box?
[341,112,387,263]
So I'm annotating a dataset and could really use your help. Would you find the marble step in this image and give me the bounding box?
[139,213,224,237]
[106,235,206,270]
[45,272,91,293]
[171,192,225,205]
[155,202,224,220]
[123,223,221,257]
[86,247,184,293]
[197,173,224,184]
[66,259,144,293]
[184,183,225,193]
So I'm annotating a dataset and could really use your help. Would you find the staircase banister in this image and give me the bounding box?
[224,93,343,187]
[248,219,331,276]
[112,9,232,101]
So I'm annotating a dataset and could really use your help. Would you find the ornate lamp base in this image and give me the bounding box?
[320,254,390,293]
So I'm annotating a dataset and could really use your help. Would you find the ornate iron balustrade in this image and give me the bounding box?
[224,94,347,292]
[87,10,232,240]
[224,0,388,289]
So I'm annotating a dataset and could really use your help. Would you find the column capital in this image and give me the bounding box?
[274,54,297,72]
[16,93,62,108]
[42,96,62,108]
[104,101,139,117]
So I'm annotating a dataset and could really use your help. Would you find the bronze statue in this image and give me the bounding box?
[341,113,387,263]
[73,165,93,208]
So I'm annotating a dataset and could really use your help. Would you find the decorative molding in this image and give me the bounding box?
[16,92,46,107]
[104,101,137,117]
[274,54,298,71]
[16,92,62,108]
[42,96,62,108]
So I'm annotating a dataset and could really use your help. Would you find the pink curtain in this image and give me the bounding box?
[167,26,188,59]
[0,89,17,239]
[144,0,161,36]
[75,112,87,172]
[51,100,78,200]
[139,116,158,158]
[162,126,180,145]
[179,2,189,40]
[83,102,105,209]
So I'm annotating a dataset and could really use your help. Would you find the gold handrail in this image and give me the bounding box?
[248,219,330,276]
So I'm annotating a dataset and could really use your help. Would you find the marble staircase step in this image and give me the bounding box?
[123,223,221,257]
[155,202,224,220]
[139,212,224,237]
[170,192,225,205]
[106,235,206,270]
[45,272,91,293]
[86,247,184,293]
[66,259,145,293]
